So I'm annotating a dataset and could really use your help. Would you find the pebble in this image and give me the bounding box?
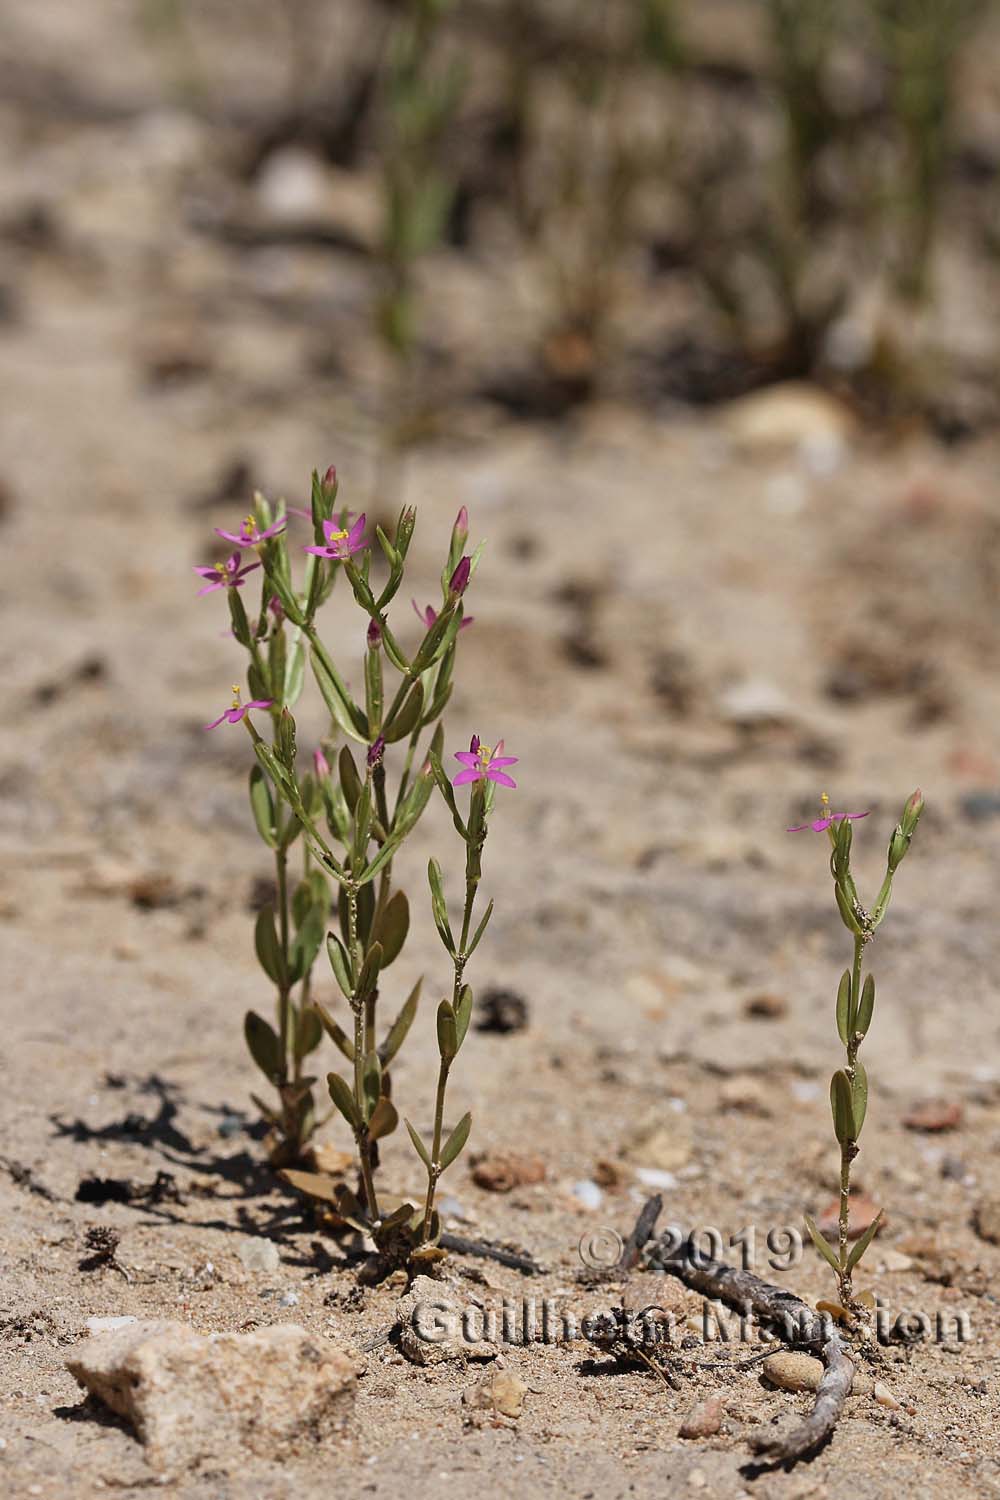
[471,1152,546,1193]
[744,992,787,1020]
[718,677,791,727]
[762,1352,872,1396]
[278,1292,300,1308]
[238,1237,281,1273]
[679,1394,724,1438]
[634,1167,679,1191]
[627,1119,692,1173]
[973,1198,1000,1245]
[878,1249,913,1273]
[903,1098,963,1132]
[572,1179,604,1210]
[815,1194,883,1242]
[463,1370,527,1420]
[874,1381,902,1410]
[86,1316,137,1334]
[719,1076,771,1116]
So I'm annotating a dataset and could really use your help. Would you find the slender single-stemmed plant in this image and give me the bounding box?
[791,790,924,1309]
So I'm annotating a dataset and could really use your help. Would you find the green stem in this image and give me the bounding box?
[275,840,291,1085]
[838,933,864,1300]
[347,881,379,1223]
[421,1059,450,1240]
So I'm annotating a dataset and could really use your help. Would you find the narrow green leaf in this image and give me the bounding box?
[427,858,454,953]
[228,587,252,646]
[338,746,363,812]
[439,1110,472,1170]
[836,970,851,1047]
[310,646,368,743]
[249,766,277,847]
[380,978,421,1065]
[284,637,306,707]
[326,932,354,998]
[357,942,383,1001]
[294,1004,323,1059]
[291,902,326,983]
[845,1208,884,1272]
[383,680,425,743]
[454,983,474,1051]
[855,974,875,1038]
[327,1071,361,1131]
[835,883,862,935]
[437,999,458,1062]
[254,906,285,986]
[362,1050,382,1122]
[804,1213,843,1272]
[465,899,494,959]
[373,889,409,967]
[404,1117,431,1169]
[852,1059,868,1138]
[830,1069,856,1144]
[358,835,402,886]
[244,1010,282,1079]
[312,1000,355,1060]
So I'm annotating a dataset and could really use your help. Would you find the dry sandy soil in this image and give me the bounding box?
[2,4,1000,1498]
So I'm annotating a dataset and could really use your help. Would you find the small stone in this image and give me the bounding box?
[396,1277,477,1366]
[878,1249,913,1273]
[815,1194,883,1243]
[718,677,791,727]
[86,1316,137,1335]
[940,1155,966,1181]
[474,987,529,1034]
[688,1468,707,1490]
[634,1167,679,1191]
[626,1119,692,1173]
[719,1077,771,1116]
[744,993,787,1020]
[972,1199,1000,1245]
[572,1179,604,1211]
[464,1370,527,1420]
[278,1292,299,1308]
[471,1152,546,1193]
[679,1394,724,1438]
[66,1320,354,1472]
[238,1237,280,1273]
[874,1381,902,1410]
[722,382,853,456]
[762,1352,872,1396]
[902,1099,963,1133]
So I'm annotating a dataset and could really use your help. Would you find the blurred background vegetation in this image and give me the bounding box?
[29,0,1000,452]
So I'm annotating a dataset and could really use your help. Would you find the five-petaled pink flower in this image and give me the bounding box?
[304,513,367,561]
[194,551,260,595]
[788,793,870,833]
[453,734,517,790]
[412,599,474,630]
[214,514,285,548]
[205,685,272,730]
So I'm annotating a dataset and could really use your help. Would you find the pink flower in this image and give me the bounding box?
[313,747,331,777]
[204,685,272,730]
[194,551,260,595]
[304,513,367,561]
[214,514,285,548]
[448,556,471,596]
[367,735,386,770]
[412,599,474,630]
[788,794,870,833]
[453,734,517,790]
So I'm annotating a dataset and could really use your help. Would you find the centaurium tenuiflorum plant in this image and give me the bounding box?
[791,789,925,1310]
[196,469,509,1261]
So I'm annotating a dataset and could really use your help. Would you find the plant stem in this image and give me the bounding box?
[838,933,864,1300]
[421,1058,450,1240]
[348,880,379,1223]
[275,839,291,1085]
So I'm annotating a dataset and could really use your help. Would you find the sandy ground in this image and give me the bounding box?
[2,4,1000,1497]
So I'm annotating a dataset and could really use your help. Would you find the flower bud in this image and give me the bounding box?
[321,465,337,495]
[449,555,471,596]
[313,747,330,778]
[367,618,382,649]
[452,505,469,548]
[366,734,386,770]
[901,787,924,836]
[888,788,924,871]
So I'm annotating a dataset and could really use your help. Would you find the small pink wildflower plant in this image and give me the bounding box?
[792,789,925,1312]
[194,473,505,1269]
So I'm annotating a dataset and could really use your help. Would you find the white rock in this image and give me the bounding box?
[238,1236,280,1273]
[718,677,791,726]
[572,1179,604,1210]
[635,1167,679,1190]
[86,1316,137,1334]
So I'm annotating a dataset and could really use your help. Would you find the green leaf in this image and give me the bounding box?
[357,942,383,1001]
[383,680,425,743]
[830,1069,856,1144]
[338,746,362,813]
[276,707,297,769]
[352,783,373,865]
[845,1208,883,1272]
[291,902,326,983]
[439,1110,472,1170]
[369,1094,399,1141]
[804,1213,843,1272]
[310,646,368,744]
[294,1004,323,1059]
[249,766,277,847]
[312,1000,355,1060]
[254,906,285,986]
[338,880,375,950]
[835,883,862,935]
[855,974,875,1038]
[852,1059,868,1138]
[326,933,354,998]
[437,999,458,1062]
[284,636,306,707]
[228,587,252,646]
[404,1117,432,1169]
[244,1010,282,1079]
[373,889,409,967]
[454,983,474,1051]
[365,642,383,734]
[327,1071,361,1131]
[362,1050,382,1122]
[358,836,402,887]
[466,899,493,959]
[836,970,851,1047]
[380,978,421,1065]
[427,858,454,953]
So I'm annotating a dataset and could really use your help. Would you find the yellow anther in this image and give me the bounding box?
[820,792,830,807]
[479,744,493,763]
[328,528,348,544]
[244,515,256,533]
[230,684,241,706]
